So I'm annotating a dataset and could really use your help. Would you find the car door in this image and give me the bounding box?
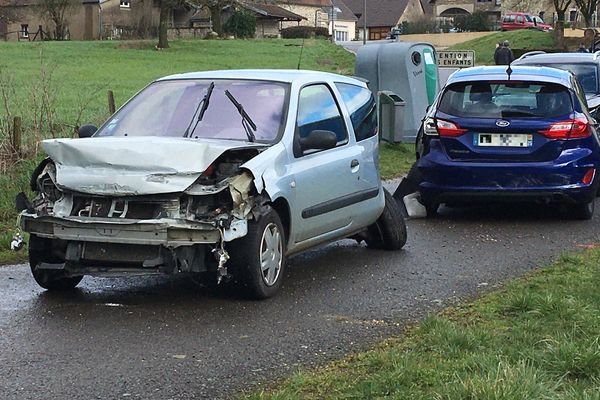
[288,83,363,245]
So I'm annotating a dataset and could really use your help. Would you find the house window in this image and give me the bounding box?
[120,0,130,8]
[20,24,28,38]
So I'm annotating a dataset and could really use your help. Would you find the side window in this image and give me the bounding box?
[335,82,377,141]
[517,16,524,24]
[296,84,348,145]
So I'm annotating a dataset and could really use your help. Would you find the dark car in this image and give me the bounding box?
[513,52,600,118]
[415,66,600,219]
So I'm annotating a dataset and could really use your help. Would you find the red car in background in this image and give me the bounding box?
[501,12,553,31]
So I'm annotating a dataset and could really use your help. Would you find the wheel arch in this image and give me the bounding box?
[270,196,291,246]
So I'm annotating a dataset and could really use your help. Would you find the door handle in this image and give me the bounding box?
[350,159,359,168]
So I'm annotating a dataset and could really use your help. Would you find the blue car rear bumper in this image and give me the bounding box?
[418,140,599,204]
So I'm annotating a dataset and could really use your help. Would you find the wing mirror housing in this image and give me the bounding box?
[78,124,97,138]
[299,130,337,152]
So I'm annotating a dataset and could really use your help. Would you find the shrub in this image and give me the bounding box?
[454,11,492,32]
[314,27,329,38]
[223,10,256,38]
[400,17,439,34]
[281,26,330,39]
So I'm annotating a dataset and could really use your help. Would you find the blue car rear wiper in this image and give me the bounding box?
[224,89,256,142]
[184,81,215,138]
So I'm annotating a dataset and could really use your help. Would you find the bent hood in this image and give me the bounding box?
[43,136,264,196]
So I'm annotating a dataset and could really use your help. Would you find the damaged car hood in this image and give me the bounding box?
[43,137,265,196]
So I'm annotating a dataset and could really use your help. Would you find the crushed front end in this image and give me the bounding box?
[18,142,267,281]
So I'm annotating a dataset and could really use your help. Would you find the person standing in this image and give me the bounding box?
[494,40,515,65]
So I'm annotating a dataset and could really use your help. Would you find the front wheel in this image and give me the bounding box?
[29,235,82,291]
[228,207,286,299]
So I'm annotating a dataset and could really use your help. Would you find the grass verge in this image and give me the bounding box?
[244,247,600,399]
[449,29,556,65]
[379,143,415,180]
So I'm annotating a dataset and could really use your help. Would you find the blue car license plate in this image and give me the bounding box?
[475,133,533,147]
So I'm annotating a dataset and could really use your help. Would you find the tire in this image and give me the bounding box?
[422,201,439,218]
[29,235,82,291]
[366,188,407,250]
[228,207,286,299]
[571,199,595,220]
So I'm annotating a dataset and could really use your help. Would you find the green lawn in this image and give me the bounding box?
[0,39,355,130]
[449,29,556,65]
[245,247,600,399]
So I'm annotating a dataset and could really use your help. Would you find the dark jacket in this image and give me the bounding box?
[494,47,515,65]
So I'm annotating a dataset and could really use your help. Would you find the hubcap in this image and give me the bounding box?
[260,222,282,286]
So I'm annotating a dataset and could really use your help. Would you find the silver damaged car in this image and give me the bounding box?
[17,70,407,299]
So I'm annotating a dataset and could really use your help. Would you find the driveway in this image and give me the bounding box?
[1,195,597,399]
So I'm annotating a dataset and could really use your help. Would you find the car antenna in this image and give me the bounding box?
[297,38,305,69]
[506,63,513,81]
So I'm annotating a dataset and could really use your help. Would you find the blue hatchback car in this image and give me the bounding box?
[415,66,600,219]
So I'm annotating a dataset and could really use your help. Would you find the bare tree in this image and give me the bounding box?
[553,0,572,48]
[36,0,78,40]
[157,0,171,48]
[574,0,598,26]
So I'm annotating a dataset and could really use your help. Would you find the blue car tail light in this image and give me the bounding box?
[423,117,467,137]
[539,116,591,139]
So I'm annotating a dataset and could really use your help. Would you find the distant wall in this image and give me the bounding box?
[398,31,496,48]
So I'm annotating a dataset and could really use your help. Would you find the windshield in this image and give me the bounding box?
[96,79,290,142]
[540,63,598,94]
[438,81,573,118]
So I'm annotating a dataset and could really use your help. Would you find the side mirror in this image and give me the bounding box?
[78,124,97,138]
[299,130,338,152]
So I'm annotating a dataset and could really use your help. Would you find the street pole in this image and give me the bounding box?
[331,1,335,43]
[362,0,367,44]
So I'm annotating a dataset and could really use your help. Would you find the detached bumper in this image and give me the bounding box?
[21,214,221,247]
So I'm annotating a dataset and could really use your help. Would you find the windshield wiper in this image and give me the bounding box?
[501,109,537,117]
[184,81,214,138]
[224,89,256,142]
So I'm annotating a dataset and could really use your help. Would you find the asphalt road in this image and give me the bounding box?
[1,197,599,399]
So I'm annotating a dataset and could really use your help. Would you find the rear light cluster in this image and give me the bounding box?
[539,118,591,139]
[424,117,467,137]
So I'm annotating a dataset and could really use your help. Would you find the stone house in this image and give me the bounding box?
[224,2,305,38]
[332,0,356,41]
[429,0,502,28]
[0,0,100,40]
[343,0,430,40]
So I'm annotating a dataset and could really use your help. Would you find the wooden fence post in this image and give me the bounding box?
[107,90,116,114]
[12,116,22,155]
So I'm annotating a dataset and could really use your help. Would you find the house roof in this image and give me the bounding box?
[0,0,98,5]
[280,0,333,7]
[335,0,357,22]
[343,0,417,27]
[241,2,306,21]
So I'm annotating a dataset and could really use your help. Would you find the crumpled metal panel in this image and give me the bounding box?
[42,137,264,196]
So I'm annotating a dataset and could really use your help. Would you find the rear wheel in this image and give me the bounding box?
[228,207,286,299]
[29,235,82,291]
[366,189,407,250]
[571,199,595,220]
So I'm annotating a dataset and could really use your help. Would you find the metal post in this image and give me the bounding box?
[362,0,367,44]
[330,1,335,43]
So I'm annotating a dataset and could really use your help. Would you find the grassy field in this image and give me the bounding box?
[0,38,413,265]
[449,29,556,65]
[245,247,600,399]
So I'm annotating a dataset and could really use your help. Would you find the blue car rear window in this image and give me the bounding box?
[438,81,573,118]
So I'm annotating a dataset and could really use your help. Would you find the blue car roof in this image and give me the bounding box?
[447,66,574,87]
